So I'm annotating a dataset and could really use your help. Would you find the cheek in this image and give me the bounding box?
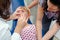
[24,13,29,18]
[24,14,28,18]
[23,12,28,16]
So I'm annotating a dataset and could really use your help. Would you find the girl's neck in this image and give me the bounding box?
[24,23,30,27]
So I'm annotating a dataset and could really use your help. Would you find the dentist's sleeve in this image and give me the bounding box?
[11,32,22,40]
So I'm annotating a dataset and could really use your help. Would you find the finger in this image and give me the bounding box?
[22,14,27,21]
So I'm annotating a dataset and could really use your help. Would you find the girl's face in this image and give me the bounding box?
[47,0,59,12]
[16,7,29,19]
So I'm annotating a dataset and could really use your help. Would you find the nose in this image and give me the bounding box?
[47,7,51,11]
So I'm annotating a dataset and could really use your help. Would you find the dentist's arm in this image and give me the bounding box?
[28,0,38,9]
[36,3,44,40]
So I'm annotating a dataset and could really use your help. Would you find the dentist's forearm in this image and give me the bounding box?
[28,0,38,9]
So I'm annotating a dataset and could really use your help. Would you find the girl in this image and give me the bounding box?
[15,6,38,40]
[10,0,32,34]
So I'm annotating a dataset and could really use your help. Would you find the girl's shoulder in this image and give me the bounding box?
[24,24,36,30]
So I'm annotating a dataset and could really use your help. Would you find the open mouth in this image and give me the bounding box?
[16,14,21,16]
